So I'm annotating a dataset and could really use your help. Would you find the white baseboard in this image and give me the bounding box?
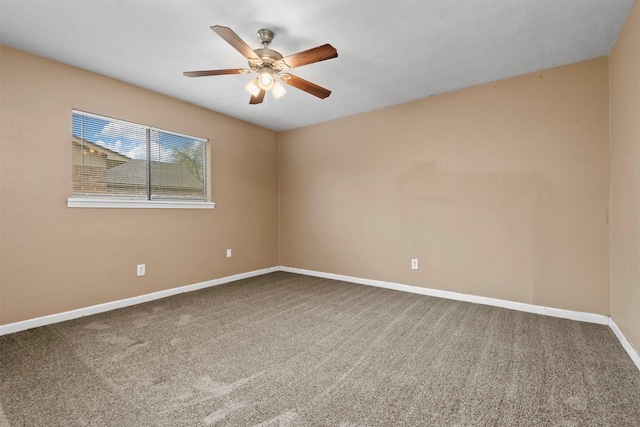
[0,266,279,336]
[3,264,638,374]
[608,318,640,372]
[280,266,609,325]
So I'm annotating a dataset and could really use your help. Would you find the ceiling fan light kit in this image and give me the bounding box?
[184,25,338,105]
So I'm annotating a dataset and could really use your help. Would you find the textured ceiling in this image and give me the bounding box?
[0,0,634,131]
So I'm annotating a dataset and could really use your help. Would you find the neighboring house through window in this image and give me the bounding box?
[69,110,213,209]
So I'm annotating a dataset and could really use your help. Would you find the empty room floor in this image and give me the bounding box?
[1,272,639,426]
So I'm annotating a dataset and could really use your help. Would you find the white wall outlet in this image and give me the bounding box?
[226,249,232,258]
[411,259,419,270]
[137,264,145,276]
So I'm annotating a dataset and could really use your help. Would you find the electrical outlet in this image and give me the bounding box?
[226,249,232,258]
[137,264,145,276]
[411,259,419,270]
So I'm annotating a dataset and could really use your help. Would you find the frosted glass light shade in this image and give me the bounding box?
[257,70,274,90]
[245,79,261,96]
[272,81,286,99]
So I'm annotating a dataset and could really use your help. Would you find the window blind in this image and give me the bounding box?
[72,110,207,201]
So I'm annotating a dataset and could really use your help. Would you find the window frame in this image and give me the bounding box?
[67,110,214,209]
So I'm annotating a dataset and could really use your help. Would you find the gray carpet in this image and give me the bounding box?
[1,272,639,426]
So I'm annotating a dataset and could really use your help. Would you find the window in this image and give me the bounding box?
[69,110,213,209]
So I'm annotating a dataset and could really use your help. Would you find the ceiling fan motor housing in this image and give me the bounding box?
[251,47,286,74]
[253,48,282,63]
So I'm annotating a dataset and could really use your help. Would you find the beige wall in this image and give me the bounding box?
[0,40,627,329]
[0,46,279,324]
[610,1,640,353]
[280,57,610,315]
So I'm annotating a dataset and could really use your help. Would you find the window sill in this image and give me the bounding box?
[67,198,215,209]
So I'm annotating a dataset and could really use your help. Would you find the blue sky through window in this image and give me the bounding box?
[72,113,199,162]
[73,113,145,160]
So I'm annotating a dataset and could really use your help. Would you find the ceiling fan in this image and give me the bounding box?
[184,25,338,105]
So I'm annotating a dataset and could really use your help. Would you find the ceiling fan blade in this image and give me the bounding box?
[280,74,331,99]
[211,25,261,61]
[183,68,250,77]
[281,44,338,69]
[249,89,266,105]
